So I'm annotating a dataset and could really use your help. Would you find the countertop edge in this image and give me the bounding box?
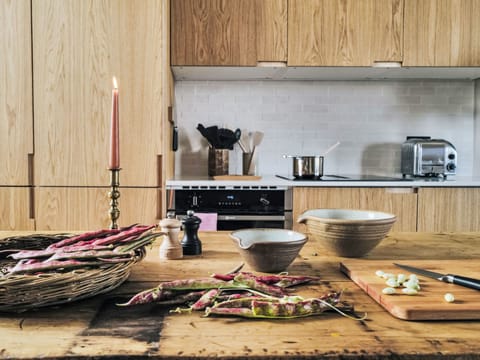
[166,176,480,188]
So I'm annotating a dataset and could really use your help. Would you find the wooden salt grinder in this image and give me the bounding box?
[159,212,183,260]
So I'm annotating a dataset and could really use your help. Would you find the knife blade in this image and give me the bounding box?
[393,263,480,291]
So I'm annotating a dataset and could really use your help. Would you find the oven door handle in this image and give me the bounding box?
[218,215,285,221]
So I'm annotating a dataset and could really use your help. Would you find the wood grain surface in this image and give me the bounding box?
[34,187,161,231]
[0,0,33,186]
[417,188,480,232]
[0,187,35,230]
[288,0,403,66]
[32,0,166,187]
[293,187,418,232]
[341,259,480,320]
[171,0,257,66]
[404,0,480,66]
[256,0,287,62]
[1,231,480,359]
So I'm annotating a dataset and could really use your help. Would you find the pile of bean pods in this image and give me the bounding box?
[120,271,364,320]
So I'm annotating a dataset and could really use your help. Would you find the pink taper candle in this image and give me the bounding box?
[109,77,120,169]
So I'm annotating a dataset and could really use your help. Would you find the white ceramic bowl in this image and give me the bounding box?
[297,209,396,257]
[230,229,307,273]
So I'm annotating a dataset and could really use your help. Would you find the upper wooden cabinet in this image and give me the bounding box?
[171,0,287,65]
[32,0,166,187]
[256,0,287,62]
[0,0,33,186]
[288,0,403,66]
[404,0,480,66]
[171,0,256,65]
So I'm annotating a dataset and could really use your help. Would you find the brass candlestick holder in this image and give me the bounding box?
[108,168,121,229]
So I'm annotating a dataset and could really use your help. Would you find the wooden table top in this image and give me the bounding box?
[1,230,480,359]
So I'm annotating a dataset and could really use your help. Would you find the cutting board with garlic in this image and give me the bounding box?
[340,259,480,320]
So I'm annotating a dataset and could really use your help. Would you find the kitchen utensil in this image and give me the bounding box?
[322,141,340,156]
[283,155,324,179]
[243,151,258,176]
[240,129,251,152]
[196,123,214,147]
[230,228,307,273]
[218,128,236,149]
[341,259,480,320]
[394,263,480,291]
[297,209,396,257]
[247,131,264,174]
[237,139,248,153]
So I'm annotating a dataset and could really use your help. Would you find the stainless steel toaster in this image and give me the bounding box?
[401,137,457,178]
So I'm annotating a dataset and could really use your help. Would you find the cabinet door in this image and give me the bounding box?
[404,0,480,66]
[288,0,403,66]
[35,187,161,231]
[0,187,35,230]
[32,0,165,187]
[0,0,33,186]
[293,187,417,232]
[256,0,287,62]
[171,0,257,65]
[418,188,480,232]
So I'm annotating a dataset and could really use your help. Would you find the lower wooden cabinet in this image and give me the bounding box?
[0,187,35,230]
[293,187,480,233]
[35,187,162,231]
[292,187,417,232]
[417,188,480,232]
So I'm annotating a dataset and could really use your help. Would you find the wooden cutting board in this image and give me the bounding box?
[340,259,480,321]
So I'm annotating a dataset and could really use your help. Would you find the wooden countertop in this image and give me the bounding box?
[1,231,480,359]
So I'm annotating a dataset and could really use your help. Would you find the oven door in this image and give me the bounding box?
[216,215,290,230]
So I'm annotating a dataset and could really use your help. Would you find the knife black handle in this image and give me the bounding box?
[445,274,480,291]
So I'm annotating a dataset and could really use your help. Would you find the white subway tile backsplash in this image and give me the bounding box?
[174,80,476,177]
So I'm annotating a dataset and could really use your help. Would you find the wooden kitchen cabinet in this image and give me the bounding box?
[35,187,161,231]
[288,0,403,66]
[417,188,480,232]
[0,0,33,186]
[256,0,287,62]
[0,187,35,231]
[171,0,256,65]
[292,187,417,232]
[171,0,287,65]
[32,0,167,187]
[404,0,480,66]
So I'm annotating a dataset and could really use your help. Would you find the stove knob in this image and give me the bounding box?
[189,194,201,208]
[260,197,270,206]
[446,162,456,172]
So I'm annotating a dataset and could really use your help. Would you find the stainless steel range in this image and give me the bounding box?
[167,185,292,230]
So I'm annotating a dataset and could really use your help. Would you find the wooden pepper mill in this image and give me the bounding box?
[158,211,183,260]
[181,210,202,255]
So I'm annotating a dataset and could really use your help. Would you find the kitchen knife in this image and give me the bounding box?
[394,263,480,291]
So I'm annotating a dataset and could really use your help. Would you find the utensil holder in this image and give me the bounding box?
[208,148,229,176]
[243,152,258,176]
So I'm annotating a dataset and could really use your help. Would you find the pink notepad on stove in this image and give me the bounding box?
[195,213,218,231]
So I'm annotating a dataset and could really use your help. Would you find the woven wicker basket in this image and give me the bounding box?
[0,234,146,312]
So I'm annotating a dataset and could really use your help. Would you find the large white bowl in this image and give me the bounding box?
[297,209,396,257]
[230,229,307,272]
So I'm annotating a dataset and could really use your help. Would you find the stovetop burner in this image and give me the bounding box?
[276,174,413,181]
